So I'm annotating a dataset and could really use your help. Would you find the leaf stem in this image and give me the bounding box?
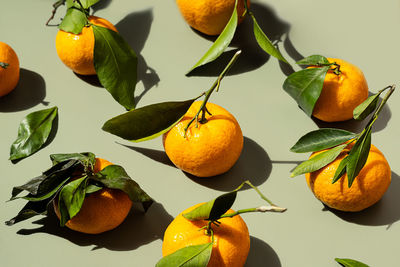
[46,0,66,26]
[183,50,241,137]
[220,205,286,218]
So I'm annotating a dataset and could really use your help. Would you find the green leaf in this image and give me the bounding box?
[283,66,330,117]
[5,199,49,226]
[102,99,195,142]
[290,128,356,153]
[296,55,329,66]
[9,106,58,161]
[353,94,381,120]
[50,152,96,168]
[93,25,138,110]
[80,0,101,9]
[19,177,69,202]
[346,127,372,187]
[183,191,237,221]
[291,144,348,177]
[332,156,349,184]
[156,243,212,267]
[85,184,103,194]
[250,14,288,64]
[58,176,88,226]
[335,258,370,267]
[90,165,153,211]
[58,7,88,34]
[186,0,238,75]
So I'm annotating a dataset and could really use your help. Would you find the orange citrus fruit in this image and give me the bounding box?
[0,41,20,97]
[311,58,369,122]
[55,16,118,75]
[162,203,250,266]
[176,0,250,36]
[163,101,243,177]
[53,158,132,234]
[306,144,391,212]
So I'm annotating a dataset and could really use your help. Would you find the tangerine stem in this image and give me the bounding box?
[0,62,9,69]
[220,206,286,219]
[45,0,65,26]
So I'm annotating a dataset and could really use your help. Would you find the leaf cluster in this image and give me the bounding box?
[290,85,395,187]
[6,152,153,226]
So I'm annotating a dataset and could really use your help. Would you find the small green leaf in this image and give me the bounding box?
[332,156,349,184]
[59,7,88,34]
[291,143,348,177]
[80,0,101,9]
[9,106,58,161]
[346,127,372,187]
[50,152,96,168]
[93,25,138,110]
[186,0,238,75]
[296,55,329,66]
[183,191,237,221]
[91,165,153,211]
[85,184,103,194]
[335,258,370,267]
[156,243,212,267]
[58,176,88,226]
[283,66,330,117]
[353,94,381,120]
[290,128,356,153]
[102,99,195,142]
[250,14,288,64]
[0,62,9,68]
[5,199,49,226]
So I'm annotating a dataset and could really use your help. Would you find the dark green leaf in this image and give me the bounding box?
[346,127,372,187]
[10,159,79,200]
[9,106,58,161]
[290,128,356,153]
[58,176,88,226]
[291,144,348,177]
[58,7,88,34]
[186,0,238,75]
[50,152,96,168]
[332,156,349,184]
[296,55,329,66]
[335,258,370,267]
[93,25,137,110]
[250,14,288,64]
[102,99,195,142]
[183,191,237,221]
[5,199,49,226]
[81,0,101,9]
[283,66,330,117]
[91,165,153,211]
[353,94,380,120]
[156,243,212,267]
[19,177,69,202]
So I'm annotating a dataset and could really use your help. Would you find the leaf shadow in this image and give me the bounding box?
[16,202,173,251]
[187,2,290,77]
[325,171,400,227]
[185,137,272,192]
[245,236,282,267]
[0,68,47,112]
[115,9,160,105]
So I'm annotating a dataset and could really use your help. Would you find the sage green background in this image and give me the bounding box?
[1,0,400,266]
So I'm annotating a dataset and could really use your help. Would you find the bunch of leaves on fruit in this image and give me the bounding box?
[283,55,369,122]
[177,0,289,75]
[156,181,286,266]
[6,152,153,234]
[49,0,138,110]
[290,85,394,211]
[102,51,243,177]
[0,41,20,97]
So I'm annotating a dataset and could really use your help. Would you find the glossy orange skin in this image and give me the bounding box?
[0,41,19,97]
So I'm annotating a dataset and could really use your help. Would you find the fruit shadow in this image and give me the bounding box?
[185,137,272,192]
[0,68,47,112]
[187,2,290,77]
[245,236,282,267]
[75,9,160,105]
[324,171,400,227]
[16,202,173,251]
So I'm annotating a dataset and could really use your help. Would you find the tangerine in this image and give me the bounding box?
[0,41,20,97]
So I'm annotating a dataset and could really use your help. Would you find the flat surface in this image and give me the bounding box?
[1,0,400,266]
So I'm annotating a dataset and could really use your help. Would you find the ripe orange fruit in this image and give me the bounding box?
[162,101,243,177]
[162,203,250,266]
[312,58,369,122]
[176,0,250,36]
[53,158,133,234]
[55,16,118,75]
[0,41,20,97]
[306,144,391,212]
